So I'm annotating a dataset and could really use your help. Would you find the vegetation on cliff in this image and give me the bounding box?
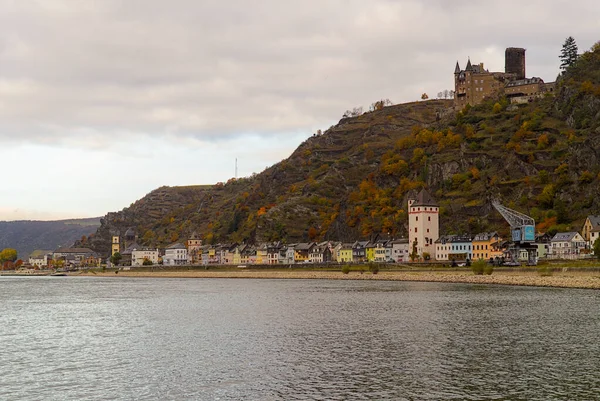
[86,41,600,256]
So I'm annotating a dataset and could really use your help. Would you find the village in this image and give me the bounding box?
[18,46,597,271]
[22,188,599,270]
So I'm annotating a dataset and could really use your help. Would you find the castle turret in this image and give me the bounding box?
[454,61,460,74]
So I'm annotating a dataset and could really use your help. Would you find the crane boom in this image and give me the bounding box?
[492,202,534,229]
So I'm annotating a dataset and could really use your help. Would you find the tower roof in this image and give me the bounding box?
[411,189,438,207]
[454,61,460,74]
[465,58,473,71]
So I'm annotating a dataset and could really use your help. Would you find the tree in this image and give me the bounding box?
[421,93,429,100]
[110,252,122,266]
[594,238,600,259]
[0,248,18,263]
[560,36,578,72]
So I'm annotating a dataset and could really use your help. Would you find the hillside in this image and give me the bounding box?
[0,218,101,259]
[85,42,600,256]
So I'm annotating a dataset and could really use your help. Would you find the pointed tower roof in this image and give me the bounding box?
[411,189,438,207]
[465,58,473,71]
[189,231,200,240]
[454,61,460,74]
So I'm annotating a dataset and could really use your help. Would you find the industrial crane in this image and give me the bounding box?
[492,201,538,265]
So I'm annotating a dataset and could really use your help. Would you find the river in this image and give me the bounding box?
[1,277,598,400]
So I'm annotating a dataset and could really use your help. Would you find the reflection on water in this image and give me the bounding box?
[1,277,598,400]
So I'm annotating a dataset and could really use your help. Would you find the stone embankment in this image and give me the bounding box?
[78,269,600,290]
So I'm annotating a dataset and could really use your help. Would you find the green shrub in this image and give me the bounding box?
[368,262,379,275]
[483,264,494,275]
[471,259,486,275]
[341,265,350,274]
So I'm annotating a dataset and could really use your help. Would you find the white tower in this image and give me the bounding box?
[408,189,439,260]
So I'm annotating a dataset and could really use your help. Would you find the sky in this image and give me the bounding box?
[1,0,598,221]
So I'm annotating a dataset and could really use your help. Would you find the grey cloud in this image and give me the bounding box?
[0,0,598,147]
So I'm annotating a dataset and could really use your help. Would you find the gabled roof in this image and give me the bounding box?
[122,242,141,255]
[29,249,52,258]
[587,215,600,227]
[473,232,499,241]
[166,242,187,250]
[410,189,438,207]
[295,242,315,251]
[551,232,582,242]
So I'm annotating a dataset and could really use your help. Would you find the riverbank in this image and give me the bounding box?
[73,268,600,289]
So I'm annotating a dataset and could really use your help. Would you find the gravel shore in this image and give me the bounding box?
[77,269,600,289]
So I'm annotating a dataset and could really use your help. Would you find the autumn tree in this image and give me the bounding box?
[421,93,429,100]
[0,248,18,263]
[560,36,578,72]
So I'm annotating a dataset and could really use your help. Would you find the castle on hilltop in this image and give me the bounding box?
[454,47,555,108]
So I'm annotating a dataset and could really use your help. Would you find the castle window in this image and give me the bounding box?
[416,216,418,221]
[428,217,431,221]
[415,228,417,233]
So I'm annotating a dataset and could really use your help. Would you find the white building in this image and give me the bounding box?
[390,239,410,262]
[408,189,439,260]
[550,232,586,259]
[131,248,160,266]
[163,243,188,266]
[28,250,52,268]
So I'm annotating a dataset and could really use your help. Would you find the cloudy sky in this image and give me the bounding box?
[1,0,598,221]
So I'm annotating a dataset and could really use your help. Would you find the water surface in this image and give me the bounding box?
[1,277,598,400]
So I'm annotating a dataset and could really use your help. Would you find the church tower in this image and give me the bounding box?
[111,233,120,256]
[408,189,439,260]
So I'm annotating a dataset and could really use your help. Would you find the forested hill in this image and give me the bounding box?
[0,218,101,259]
[85,42,600,256]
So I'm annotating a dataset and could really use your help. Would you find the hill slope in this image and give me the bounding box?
[86,42,600,256]
[0,218,101,259]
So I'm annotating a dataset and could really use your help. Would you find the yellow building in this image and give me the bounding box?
[338,246,353,263]
[472,232,503,260]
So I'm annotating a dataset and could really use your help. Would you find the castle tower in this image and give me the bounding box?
[408,189,439,260]
[505,47,526,80]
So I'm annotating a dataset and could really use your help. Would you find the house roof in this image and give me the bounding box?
[435,235,473,244]
[587,215,600,227]
[121,242,141,255]
[166,242,187,250]
[28,249,52,258]
[410,189,438,207]
[551,232,581,241]
[473,232,499,241]
[295,242,315,251]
